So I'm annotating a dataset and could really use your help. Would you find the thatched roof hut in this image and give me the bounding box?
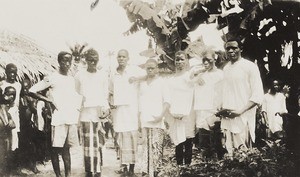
[0,30,57,82]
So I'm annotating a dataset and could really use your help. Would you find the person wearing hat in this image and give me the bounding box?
[30,51,82,177]
[75,48,109,177]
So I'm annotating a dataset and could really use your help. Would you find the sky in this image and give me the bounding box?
[0,0,151,67]
[0,0,224,68]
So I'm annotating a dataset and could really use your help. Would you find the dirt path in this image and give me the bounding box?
[12,138,143,177]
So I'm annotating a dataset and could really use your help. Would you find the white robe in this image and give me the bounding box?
[262,92,287,133]
[110,65,145,132]
[166,72,195,145]
[193,69,223,130]
[139,77,170,129]
[221,58,264,143]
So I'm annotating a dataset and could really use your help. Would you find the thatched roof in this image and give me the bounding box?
[0,30,57,82]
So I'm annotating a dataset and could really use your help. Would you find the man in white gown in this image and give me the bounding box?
[220,39,264,155]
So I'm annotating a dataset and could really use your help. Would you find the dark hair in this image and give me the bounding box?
[224,38,243,49]
[202,49,215,62]
[22,79,32,87]
[145,59,158,65]
[5,63,17,72]
[84,48,99,60]
[175,50,187,58]
[57,51,72,63]
[4,86,16,96]
[118,49,129,57]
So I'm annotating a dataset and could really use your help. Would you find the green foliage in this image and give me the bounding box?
[159,140,295,177]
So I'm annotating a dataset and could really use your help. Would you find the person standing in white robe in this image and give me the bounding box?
[220,39,264,155]
[139,59,170,177]
[110,49,145,176]
[190,51,223,158]
[166,50,195,166]
[261,79,287,139]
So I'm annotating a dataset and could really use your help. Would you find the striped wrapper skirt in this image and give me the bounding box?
[81,121,104,173]
[141,128,164,176]
[118,131,138,164]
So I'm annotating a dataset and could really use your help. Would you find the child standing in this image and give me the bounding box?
[261,79,288,139]
[0,86,17,177]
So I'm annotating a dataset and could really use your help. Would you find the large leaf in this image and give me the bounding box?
[119,0,170,35]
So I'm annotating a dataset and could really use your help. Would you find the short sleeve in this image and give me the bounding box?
[29,75,52,93]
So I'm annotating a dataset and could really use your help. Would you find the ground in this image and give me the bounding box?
[11,138,144,177]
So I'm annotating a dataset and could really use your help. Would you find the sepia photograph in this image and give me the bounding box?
[0,0,299,176]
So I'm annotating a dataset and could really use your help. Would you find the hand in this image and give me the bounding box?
[151,115,163,123]
[109,104,117,109]
[99,108,110,119]
[103,109,110,117]
[7,119,16,129]
[49,101,58,111]
[129,77,138,84]
[197,78,205,86]
[282,85,290,97]
[172,114,184,120]
[164,121,169,129]
[191,65,206,76]
[275,112,287,117]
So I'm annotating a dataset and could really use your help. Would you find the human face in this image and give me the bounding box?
[117,50,129,67]
[5,67,17,83]
[145,62,158,78]
[21,80,31,95]
[3,87,16,104]
[58,55,72,73]
[86,56,99,71]
[272,80,281,92]
[175,53,187,71]
[203,58,214,71]
[225,41,241,63]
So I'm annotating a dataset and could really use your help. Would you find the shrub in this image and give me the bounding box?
[159,139,295,177]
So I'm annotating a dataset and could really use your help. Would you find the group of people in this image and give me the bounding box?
[0,38,291,177]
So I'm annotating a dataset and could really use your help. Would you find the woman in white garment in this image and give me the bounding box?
[166,51,196,167]
[139,59,170,177]
[190,51,224,158]
[261,79,288,139]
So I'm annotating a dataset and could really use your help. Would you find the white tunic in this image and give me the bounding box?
[75,69,109,122]
[262,92,287,133]
[139,77,170,129]
[166,71,195,145]
[221,58,264,142]
[193,69,223,129]
[110,65,145,132]
[30,72,82,126]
